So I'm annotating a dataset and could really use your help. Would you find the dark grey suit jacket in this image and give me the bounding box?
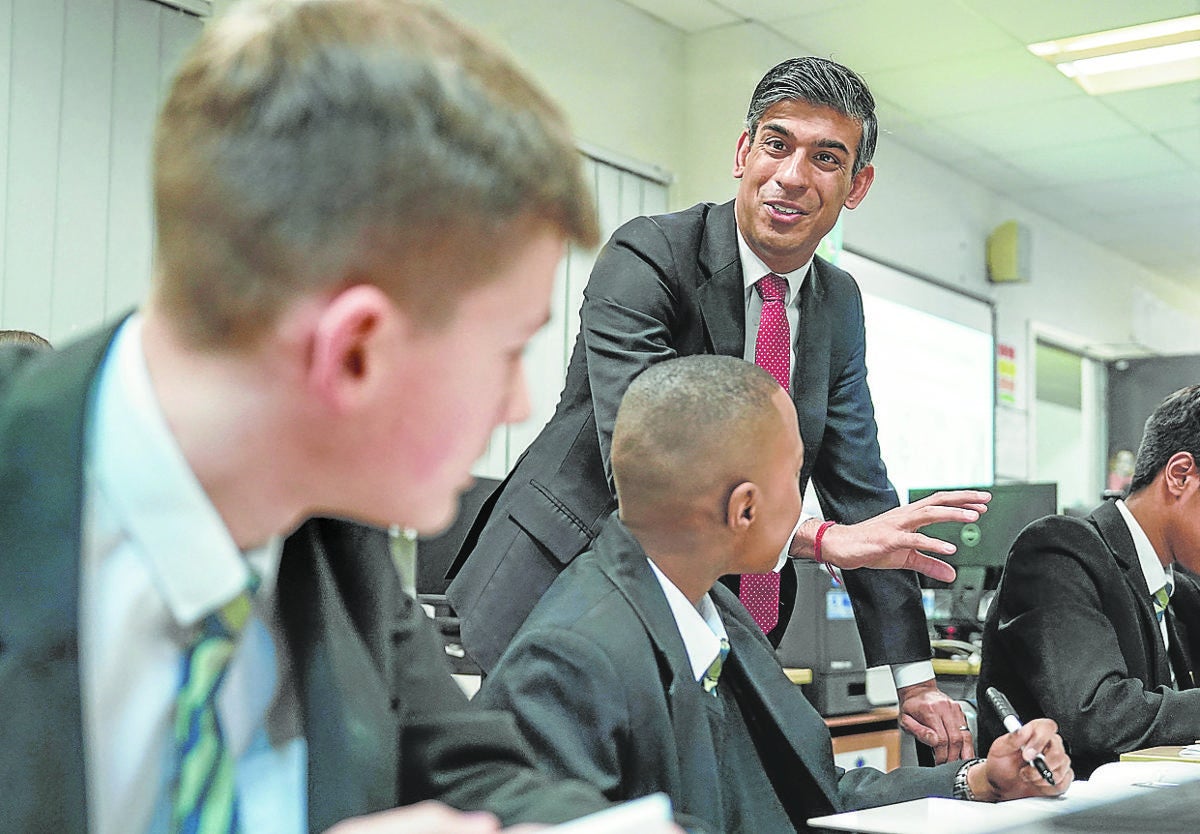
[977,499,1200,777]
[0,324,607,832]
[477,515,960,833]
[449,200,928,673]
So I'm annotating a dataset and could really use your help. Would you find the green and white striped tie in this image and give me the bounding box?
[1154,585,1171,623]
[170,579,258,834]
[702,638,731,696]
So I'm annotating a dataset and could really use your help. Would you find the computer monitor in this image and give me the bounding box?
[908,482,1058,571]
[910,482,1057,631]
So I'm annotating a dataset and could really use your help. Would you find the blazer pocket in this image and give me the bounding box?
[508,480,597,566]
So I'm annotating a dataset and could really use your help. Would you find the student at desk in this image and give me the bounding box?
[0,1,665,831]
[478,356,1070,834]
[978,385,1200,778]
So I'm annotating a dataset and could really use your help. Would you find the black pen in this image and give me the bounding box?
[983,686,1056,786]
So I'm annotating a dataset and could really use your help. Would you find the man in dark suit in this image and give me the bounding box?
[478,356,1070,833]
[0,1,660,832]
[978,385,1200,778]
[449,55,984,761]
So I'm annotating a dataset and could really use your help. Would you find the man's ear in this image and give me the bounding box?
[309,284,395,413]
[843,163,875,209]
[1164,451,1196,496]
[732,130,752,179]
[727,481,758,532]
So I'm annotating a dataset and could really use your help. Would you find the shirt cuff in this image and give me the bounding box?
[892,660,935,689]
[773,512,811,572]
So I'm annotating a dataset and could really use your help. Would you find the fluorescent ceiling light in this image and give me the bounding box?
[1028,14,1200,95]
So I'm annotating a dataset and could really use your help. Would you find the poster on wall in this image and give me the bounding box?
[997,343,1017,406]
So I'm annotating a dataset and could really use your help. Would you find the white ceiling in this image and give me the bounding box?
[619,0,1200,287]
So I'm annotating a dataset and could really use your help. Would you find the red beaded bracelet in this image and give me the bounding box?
[813,520,839,584]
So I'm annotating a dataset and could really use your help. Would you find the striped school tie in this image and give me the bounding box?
[1153,585,1171,623]
[702,638,731,695]
[170,578,258,834]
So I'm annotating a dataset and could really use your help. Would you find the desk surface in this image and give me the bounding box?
[783,667,813,684]
[931,657,981,676]
[1120,745,1200,764]
[809,763,1200,833]
[823,706,899,729]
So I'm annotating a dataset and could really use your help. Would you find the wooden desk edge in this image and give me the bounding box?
[823,706,900,729]
[1120,745,1200,763]
[931,657,981,676]
[783,667,813,685]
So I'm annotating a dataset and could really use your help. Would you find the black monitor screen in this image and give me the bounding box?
[908,482,1057,571]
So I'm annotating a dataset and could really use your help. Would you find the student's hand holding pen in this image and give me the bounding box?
[965,718,1073,802]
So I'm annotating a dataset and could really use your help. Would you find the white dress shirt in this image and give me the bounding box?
[1115,498,1174,653]
[734,229,932,690]
[79,315,305,834]
[647,560,729,685]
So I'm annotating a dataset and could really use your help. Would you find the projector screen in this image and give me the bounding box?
[839,250,995,503]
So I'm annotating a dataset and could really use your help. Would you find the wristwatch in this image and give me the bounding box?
[953,757,986,801]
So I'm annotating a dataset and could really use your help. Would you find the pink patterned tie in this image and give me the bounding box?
[739,273,790,634]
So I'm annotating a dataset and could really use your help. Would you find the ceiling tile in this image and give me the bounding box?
[1037,170,1200,213]
[1084,206,1200,276]
[872,98,987,162]
[1100,82,1200,133]
[767,0,1017,74]
[715,0,856,22]
[618,0,738,33]
[945,153,1049,197]
[605,0,1198,287]
[934,96,1141,156]
[1157,126,1200,166]
[1005,135,1187,186]
[865,49,1079,120]
[960,0,1200,44]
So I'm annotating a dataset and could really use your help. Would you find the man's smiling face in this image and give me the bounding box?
[733,98,874,274]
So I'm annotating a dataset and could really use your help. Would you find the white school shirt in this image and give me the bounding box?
[647,560,729,685]
[1115,498,1174,654]
[80,315,305,834]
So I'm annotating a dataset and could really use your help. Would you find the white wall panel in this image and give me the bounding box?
[51,0,116,342]
[0,0,203,343]
[0,0,13,321]
[562,157,600,361]
[2,0,66,337]
[158,4,196,92]
[105,0,166,321]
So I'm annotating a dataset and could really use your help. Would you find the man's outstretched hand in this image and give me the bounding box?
[792,490,992,582]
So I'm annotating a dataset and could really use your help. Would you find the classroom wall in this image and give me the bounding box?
[6,0,1198,487]
[0,0,201,344]
[438,6,1200,484]
[441,0,685,177]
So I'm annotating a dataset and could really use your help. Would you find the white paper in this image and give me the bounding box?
[548,793,672,833]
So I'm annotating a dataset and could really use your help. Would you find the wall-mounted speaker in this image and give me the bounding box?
[986,220,1031,284]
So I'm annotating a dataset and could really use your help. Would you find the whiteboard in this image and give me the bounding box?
[840,250,995,502]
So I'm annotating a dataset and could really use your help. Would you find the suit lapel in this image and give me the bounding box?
[278,520,399,831]
[696,201,747,361]
[720,601,840,813]
[0,324,121,833]
[592,521,724,823]
[1164,610,1196,690]
[1092,501,1175,687]
[793,258,834,480]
